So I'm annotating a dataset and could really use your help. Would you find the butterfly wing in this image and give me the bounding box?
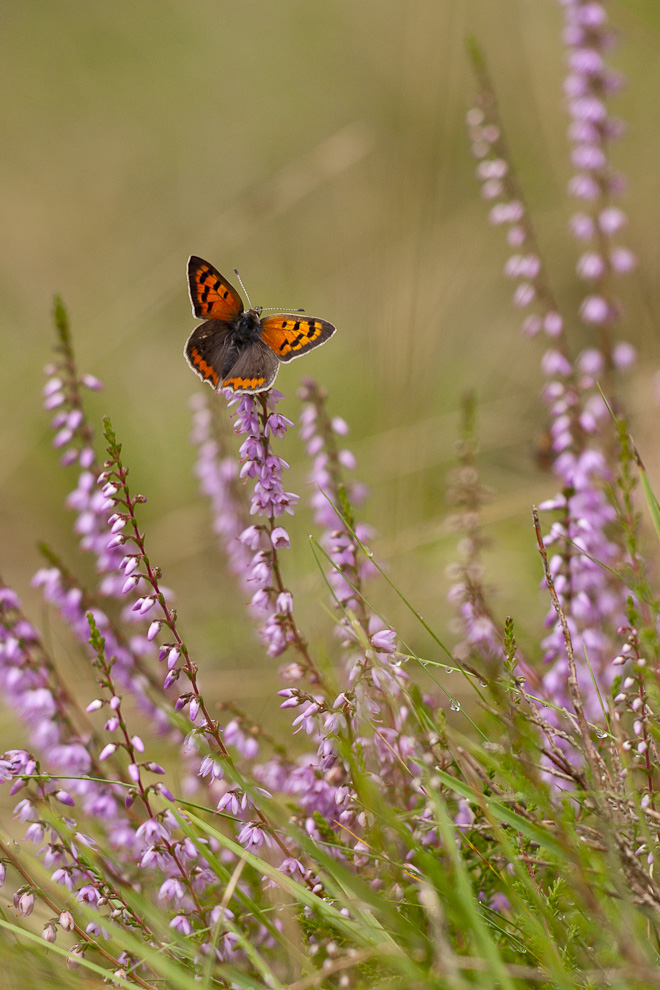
[222,339,280,394]
[260,315,336,363]
[188,256,244,321]
[184,320,239,389]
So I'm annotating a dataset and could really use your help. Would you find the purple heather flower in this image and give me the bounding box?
[169,914,193,936]
[370,629,397,654]
[159,877,186,903]
[16,891,35,916]
[236,822,272,850]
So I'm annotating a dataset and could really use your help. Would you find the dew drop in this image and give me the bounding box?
[450,699,461,712]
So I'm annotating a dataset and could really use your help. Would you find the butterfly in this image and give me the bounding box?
[184,256,337,394]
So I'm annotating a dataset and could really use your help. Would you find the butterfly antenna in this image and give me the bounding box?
[234,267,306,313]
[260,306,306,313]
[233,268,253,309]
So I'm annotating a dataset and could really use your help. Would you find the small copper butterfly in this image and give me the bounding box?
[184,256,336,394]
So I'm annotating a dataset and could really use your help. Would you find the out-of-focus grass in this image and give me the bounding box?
[2,0,660,730]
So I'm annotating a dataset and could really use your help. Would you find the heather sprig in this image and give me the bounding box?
[44,297,102,473]
[0,833,159,989]
[99,416,229,758]
[445,393,502,672]
[466,19,637,718]
[86,612,211,928]
[225,389,326,684]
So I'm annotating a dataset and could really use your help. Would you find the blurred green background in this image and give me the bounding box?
[2,0,660,725]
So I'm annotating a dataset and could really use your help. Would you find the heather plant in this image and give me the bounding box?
[2,2,660,989]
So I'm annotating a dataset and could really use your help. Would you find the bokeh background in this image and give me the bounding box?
[2,0,660,738]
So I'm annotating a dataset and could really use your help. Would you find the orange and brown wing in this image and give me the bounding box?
[260,315,336,363]
[188,256,244,321]
[221,339,280,394]
[184,320,236,389]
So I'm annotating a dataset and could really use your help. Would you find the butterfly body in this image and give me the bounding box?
[185,256,336,394]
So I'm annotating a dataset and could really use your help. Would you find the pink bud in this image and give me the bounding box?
[80,374,103,391]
